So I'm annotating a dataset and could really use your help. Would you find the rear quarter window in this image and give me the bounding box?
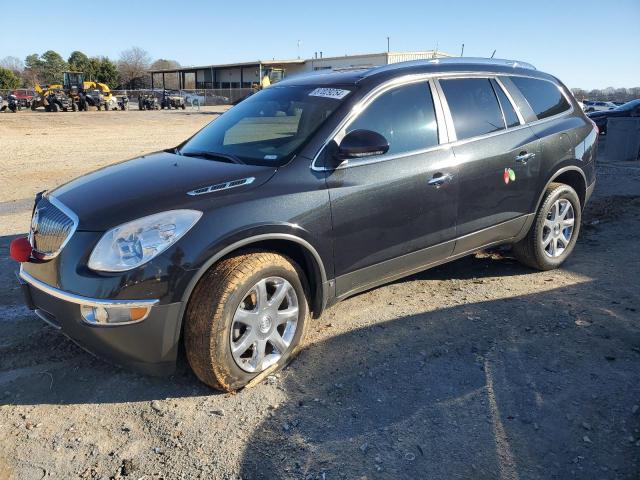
[439,78,506,140]
[510,76,571,120]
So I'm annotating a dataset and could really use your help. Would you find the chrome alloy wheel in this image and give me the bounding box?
[541,199,575,258]
[230,277,299,373]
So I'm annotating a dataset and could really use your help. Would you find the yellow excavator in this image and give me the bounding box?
[238,67,285,105]
[32,72,117,111]
[32,82,67,111]
[252,67,285,90]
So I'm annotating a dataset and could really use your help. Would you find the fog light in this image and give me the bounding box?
[80,305,151,325]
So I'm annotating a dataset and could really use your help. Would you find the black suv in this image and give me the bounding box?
[13,58,597,391]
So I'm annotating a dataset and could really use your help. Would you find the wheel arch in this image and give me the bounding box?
[178,234,329,336]
[537,166,587,211]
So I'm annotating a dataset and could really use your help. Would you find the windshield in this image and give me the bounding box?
[179,85,351,166]
[615,99,640,111]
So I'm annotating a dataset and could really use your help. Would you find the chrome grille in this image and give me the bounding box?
[29,196,77,259]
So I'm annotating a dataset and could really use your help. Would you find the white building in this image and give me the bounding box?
[149,50,453,90]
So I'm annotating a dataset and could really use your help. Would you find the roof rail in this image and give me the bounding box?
[364,57,537,77]
[426,57,537,70]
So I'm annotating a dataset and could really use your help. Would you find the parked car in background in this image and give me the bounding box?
[11,58,597,391]
[116,95,129,111]
[182,91,205,107]
[583,100,617,112]
[13,91,34,109]
[138,93,160,110]
[7,93,21,112]
[587,98,640,134]
[161,90,186,110]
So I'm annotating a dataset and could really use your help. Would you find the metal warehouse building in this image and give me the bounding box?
[149,50,452,90]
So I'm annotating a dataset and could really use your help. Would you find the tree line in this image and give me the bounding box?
[0,47,180,90]
[1,51,639,101]
[571,87,640,103]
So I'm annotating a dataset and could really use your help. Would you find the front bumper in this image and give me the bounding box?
[18,269,183,376]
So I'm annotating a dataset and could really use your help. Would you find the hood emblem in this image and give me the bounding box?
[187,177,255,196]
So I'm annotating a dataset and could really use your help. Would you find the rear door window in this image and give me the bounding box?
[491,79,520,128]
[348,81,439,155]
[510,76,571,120]
[439,78,505,140]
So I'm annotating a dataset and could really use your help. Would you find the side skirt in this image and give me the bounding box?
[332,214,534,302]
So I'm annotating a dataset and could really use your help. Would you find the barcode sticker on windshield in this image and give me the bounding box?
[309,88,350,100]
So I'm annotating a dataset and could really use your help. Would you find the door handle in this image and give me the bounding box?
[428,173,453,187]
[515,152,536,164]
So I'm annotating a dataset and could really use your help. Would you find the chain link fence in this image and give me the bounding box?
[1,88,255,110]
[111,88,255,107]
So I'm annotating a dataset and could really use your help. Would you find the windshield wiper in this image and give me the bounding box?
[178,150,244,164]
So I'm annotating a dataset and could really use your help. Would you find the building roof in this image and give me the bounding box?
[147,50,453,74]
[149,58,305,74]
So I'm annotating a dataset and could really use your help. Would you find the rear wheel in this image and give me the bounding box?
[513,182,582,270]
[184,251,310,391]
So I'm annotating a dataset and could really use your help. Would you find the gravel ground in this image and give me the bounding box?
[0,111,638,480]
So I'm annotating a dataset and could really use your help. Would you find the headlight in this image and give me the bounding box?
[88,210,202,272]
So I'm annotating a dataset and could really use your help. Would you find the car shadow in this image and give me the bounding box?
[238,278,639,479]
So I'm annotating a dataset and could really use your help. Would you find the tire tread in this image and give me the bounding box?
[184,251,308,391]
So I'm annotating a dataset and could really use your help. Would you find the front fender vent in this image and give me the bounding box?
[187,177,255,196]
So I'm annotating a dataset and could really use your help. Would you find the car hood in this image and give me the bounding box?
[50,151,277,231]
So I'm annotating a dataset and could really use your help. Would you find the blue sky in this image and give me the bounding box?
[3,0,639,89]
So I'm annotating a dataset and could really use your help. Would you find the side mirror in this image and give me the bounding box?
[336,129,389,161]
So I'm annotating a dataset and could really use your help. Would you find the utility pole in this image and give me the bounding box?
[387,36,390,53]
[297,40,301,59]
[460,43,465,57]
[490,49,496,58]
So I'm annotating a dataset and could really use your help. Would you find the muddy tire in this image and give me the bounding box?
[184,251,310,391]
[513,182,582,270]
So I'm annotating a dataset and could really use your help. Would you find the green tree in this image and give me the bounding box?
[39,50,68,84]
[24,53,43,84]
[68,50,91,74]
[25,53,43,71]
[95,57,119,87]
[0,67,21,89]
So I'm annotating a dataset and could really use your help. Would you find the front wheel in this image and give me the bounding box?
[184,251,310,391]
[513,182,582,270]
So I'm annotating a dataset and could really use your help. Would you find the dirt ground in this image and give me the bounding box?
[0,110,638,480]
[0,107,226,235]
